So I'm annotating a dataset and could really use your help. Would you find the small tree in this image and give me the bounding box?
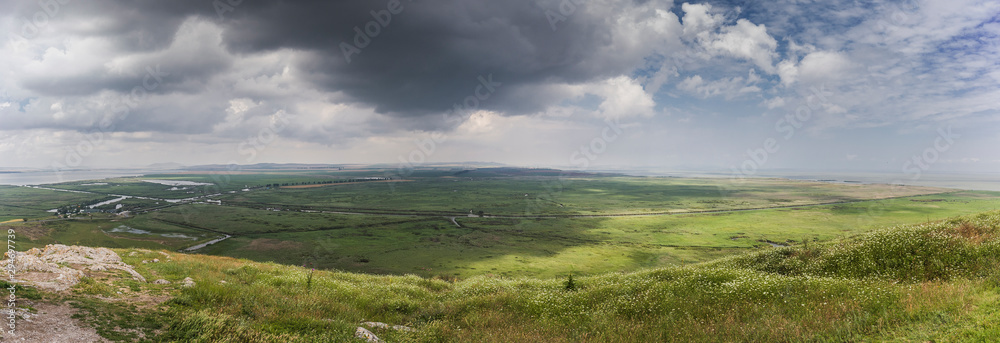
[564,273,577,292]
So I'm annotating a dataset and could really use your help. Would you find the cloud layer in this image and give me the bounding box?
[1,0,998,174]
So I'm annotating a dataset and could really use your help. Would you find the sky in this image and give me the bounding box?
[0,0,998,177]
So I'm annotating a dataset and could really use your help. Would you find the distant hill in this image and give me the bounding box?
[183,163,351,171]
[145,162,186,170]
[452,167,620,177]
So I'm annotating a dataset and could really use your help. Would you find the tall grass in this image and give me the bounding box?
[713,211,1000,282]
[116,210,1000,342]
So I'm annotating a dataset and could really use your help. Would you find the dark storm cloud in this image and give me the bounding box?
[11,0,667,117]
[218,0,654,116]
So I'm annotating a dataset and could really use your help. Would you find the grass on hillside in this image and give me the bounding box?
[24,210,997,342]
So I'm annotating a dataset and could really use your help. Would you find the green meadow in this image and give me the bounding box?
[3,171,998,280]
[0,185,114,221]
[221,175,946,216]
[4,169,1000,341]
[8,216,218,251]
[8,209,999,342]
[194,190,1000,279]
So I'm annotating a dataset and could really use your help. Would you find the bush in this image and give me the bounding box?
[564,274,576,291]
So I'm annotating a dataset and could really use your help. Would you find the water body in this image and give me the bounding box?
[89,196,130,209]
[105,225,198,241]
[0,170,151,186]
[183,235,232,251]
[143,179,213,186]
[608,169,1000,192]
[23,185,96,194]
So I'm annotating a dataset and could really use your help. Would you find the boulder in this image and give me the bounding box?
[0,244,145,291]
[354,327,383,343]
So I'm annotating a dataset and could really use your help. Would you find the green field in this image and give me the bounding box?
[4,168,1000,342]
[222,175,947,216]
[191,190,1000,278]
[0,185,117,221]
[7,216,220,251]
[2,169,998,280]
[147,204,433,235]
[43,177,219,199]
[10,209,999,342]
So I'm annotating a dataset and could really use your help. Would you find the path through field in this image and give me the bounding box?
[3,302,109,343]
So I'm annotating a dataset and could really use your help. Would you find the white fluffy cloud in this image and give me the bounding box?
[703,19,778,73]
[777,51,856,86]
[677,70,762,100]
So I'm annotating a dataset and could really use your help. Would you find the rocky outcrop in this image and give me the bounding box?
[354,321,415,342]
[354,327,384,343]
[1,244,145,291]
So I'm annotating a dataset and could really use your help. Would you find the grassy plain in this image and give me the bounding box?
[223,176,947,216]
[0,185,114,220]
[44,177,216,199]
[190,191,1000,278]
[7,216,218,251]
[4,171,998,280]
[4,169,1000,341]
[146,204,432,235]
[9,209,997,342]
